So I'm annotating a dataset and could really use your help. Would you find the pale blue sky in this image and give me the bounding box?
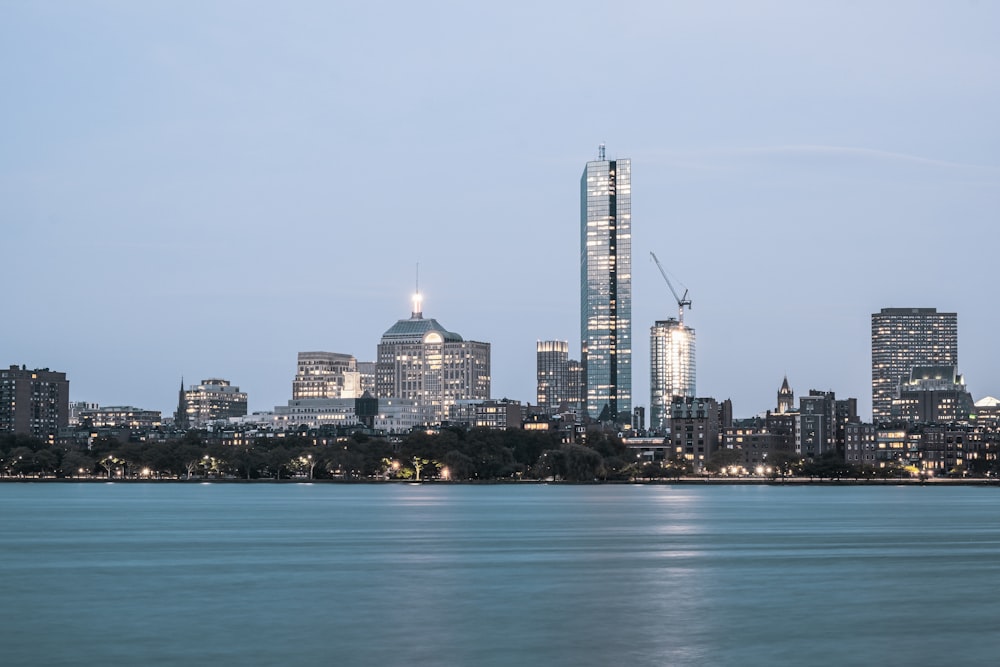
[3,1,998,419]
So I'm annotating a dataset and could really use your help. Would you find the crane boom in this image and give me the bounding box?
[650,251,692,324]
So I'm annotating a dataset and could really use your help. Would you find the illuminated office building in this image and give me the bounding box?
[184,378,248,427]
[871,308,957,423]
[650,319,696,432]
[293,352,361,400]
[376,293,490,425]
[78,405,163,430]
[536,340,583,415]
[890,365,973,425]
[580,145,631,421]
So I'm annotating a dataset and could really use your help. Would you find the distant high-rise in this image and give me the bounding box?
[0,365,69,439]
[871,308,958,423]
[536,340,583,415]
[649,319,696,432]
[581,145,631,422]
[376,293,490,425]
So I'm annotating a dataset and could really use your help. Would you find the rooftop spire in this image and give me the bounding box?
[411,263,423,319]
[598,143,606,160]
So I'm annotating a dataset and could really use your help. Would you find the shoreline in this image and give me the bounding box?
[1,477,997,486]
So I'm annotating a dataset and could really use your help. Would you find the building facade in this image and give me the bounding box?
[376,295,490,425]
[536,340,583,415]
[795,390,858,459]
[668,396,732,470]
[0,365,69,439]
[184,378,248,427]
[356,361,377,396]
[872,307,958,424]
[649,319,696,432]
[890,365,974,425]
[293,352,361,400]
[78,406,162,430]
[581,145,631,422]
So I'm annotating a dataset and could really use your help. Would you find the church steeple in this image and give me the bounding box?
[777,376,794,414]
[174,377,190,430]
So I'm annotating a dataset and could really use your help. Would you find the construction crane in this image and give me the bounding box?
[650,251,692,324]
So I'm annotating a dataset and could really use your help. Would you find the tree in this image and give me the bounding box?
[322,447,365,480]
[266,447,291,479]
[176,444,204,480]
[532,449,566,480]
[561,444,605,482]
[99,455,121,479]
[801,451,852,480]
[705,448,743,475]
[768,451,801,480]
[33,448,59,477]
[442,450,474,480]
[62,450,95,478]
[411,456,434,481]
[663,455,693,479]
[7,446,37,477]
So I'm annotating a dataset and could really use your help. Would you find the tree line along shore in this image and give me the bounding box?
[2,428,997,483]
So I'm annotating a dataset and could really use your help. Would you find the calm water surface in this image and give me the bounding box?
[2,483,999,666]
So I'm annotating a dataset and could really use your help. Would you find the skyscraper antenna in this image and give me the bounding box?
[598,144,606,160]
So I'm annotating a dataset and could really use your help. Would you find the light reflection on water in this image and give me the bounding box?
[1,484,999,666]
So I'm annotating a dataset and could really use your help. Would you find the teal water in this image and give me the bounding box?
[2,483,999,666]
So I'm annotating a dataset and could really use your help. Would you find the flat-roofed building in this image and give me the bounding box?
[890,365,973,425]
[185,378,248,427]
[872,308,957,424]
[294,352,361,400]
[78,406,162,431]
[0,365,69,439]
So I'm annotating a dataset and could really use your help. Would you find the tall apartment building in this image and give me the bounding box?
[184,378,248,427]
[536,340,583,415]
[376,294,490,425]
[872,307,958,424]
[293,352,361,400]
[581,145,631,422]
[795,390,859,459]
[0,365,69,439]
[649,319,696,432]
[668,396,732,470]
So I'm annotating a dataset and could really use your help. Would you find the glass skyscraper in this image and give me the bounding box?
[580,146,631,421]
[649,319,696,432]
[871,307,958,424]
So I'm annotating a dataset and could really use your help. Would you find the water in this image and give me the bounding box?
[2,483,999,666]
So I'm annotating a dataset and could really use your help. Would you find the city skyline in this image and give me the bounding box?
[3,2,998,419]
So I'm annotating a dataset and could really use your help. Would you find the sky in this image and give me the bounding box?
[2,1,998,421]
